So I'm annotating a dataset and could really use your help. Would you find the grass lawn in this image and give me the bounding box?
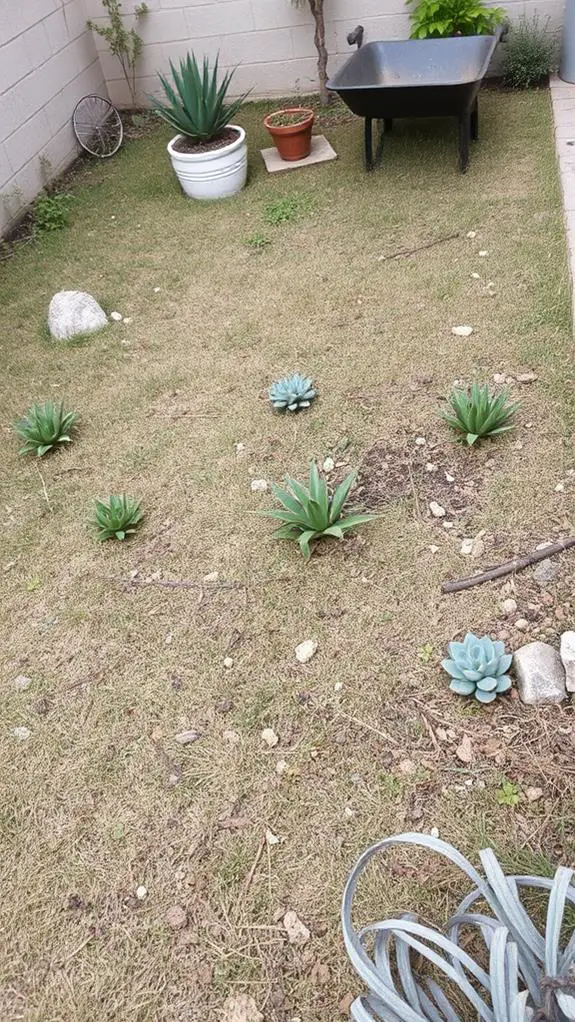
[1,89,575,1022]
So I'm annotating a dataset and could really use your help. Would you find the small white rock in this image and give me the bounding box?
[276,759,288,775]
[493,373,506,384]
[110,311,123,322]
[261,727,279,747]
[500,598,518,617]
[445,472,455,483]
[429,501,446,518]
[425,462,437,473]
[451,325,473,337]
[323,456,335,472]
[223,656,234,669]
[471,272,481,279]
[153,286,161,293]
[250,478,268,492]
[555,483,565,492]
[13,726,31,740]
[466,230,477,239]
[443,521,454,530]
[415,436,426,446]
[429,545,439,554]
[460,538,474,555]
[123,317,133,325]
[235,442,246,453]
[295,639,317,663]
[203,571,219,582]
[343,806,355,818]
[478,250,488,257]
[430,826,440,838]
[515,618,529,632]
[13,674,32,691]
[136,885,148,900]
[266,828,280,846]
[526,786,544,803]
[334,681,343,692]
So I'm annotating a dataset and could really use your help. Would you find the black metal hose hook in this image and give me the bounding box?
[347,24,364,48]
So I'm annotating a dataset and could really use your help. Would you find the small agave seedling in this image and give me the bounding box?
[442,632,512,703]
[268,373,317,412]
[93,494,143,541]
[14,400,78,457]
[262,462,376,561]
[440,382,520,445]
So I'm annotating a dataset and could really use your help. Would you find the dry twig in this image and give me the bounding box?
[441,537,575,593]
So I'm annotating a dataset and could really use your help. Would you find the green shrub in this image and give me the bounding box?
[407,0,505,39]
[14,401,78,456]
[87,0,148,107]
[262,462,376,561]
[34,193,72,233]
[502,15,555,88]
[151,53,249,142]
[93,495,143,541]
[440,383,519,445]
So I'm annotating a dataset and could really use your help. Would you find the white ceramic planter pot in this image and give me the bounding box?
[167,125,247,200]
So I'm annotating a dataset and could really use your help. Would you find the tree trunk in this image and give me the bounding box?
[308,0,330,106]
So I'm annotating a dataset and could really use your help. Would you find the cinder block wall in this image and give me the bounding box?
[0,0,107,236]
[84,0,565,107]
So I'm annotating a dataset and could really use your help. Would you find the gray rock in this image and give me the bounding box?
[514,641,566,705]
[532,558,560,586]
[560,631,575,693]
[48,291,108,340]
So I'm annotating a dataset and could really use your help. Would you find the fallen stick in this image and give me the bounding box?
[441,536,575,594]
[378,231,460,263]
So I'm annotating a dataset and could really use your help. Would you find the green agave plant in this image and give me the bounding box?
[268,373,317,412]
[93,494,143,541]
[442,632,512,703]
[343,832,575,1022]
[440,383,520,446]
[151,52,249,141]
[262,463,376,561]
[14,400,78,457]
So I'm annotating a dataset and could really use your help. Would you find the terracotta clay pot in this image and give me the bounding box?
[263,107,315,161]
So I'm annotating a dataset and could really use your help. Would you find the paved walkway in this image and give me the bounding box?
[550,74,575,318]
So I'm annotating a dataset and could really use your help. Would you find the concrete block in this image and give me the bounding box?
[140,9,190,44]
[261,134,337,172]
[220,28,294,65]
[162,37,222,66]
[5,107,53,176]
[291,21,337,59]
[0,34,33,93]
[185,1,254,38]
[23,21,53,72]
[251,0,310,30]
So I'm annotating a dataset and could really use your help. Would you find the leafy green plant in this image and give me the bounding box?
[503,15,555,88]
[34,193,72,234]
[246,233,270,250]
[268,373,317,412]
[497,777,521,806]
[442,633,512,703]
[407,0,505,38]
[263,196,312,226]
[93,495,143,541]
[87,0,148,106]
[151,53,249,142]
[14,401,78,457]
[440,383,519,445]
[343,832,575,1022]
[418,643,435,664]
[266,110,310,127]
[261,463,376,561]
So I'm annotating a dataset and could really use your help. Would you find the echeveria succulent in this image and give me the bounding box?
[442,632,512,703]
[268,373,317,412]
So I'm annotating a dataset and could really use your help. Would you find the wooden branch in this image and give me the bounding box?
[378,232,460,262]
[441,536,575,594]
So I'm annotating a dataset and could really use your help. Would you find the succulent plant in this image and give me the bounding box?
[268,373,317,412]
[440,383,520,445]
[442,632,512,703]
[14,400,78,457]
[151,52,249,142]
[261,462,376,561]
[92,494,143,541]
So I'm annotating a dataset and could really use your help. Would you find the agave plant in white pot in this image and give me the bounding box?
[151,53,250,200]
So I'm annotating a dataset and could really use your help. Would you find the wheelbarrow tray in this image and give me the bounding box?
[327,34,500,171]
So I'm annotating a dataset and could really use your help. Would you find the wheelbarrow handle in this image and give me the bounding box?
[347,24,364,48]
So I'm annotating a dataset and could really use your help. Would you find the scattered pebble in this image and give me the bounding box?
[493,373,506,384]
[452,325,474,337]
[250,479,268,492]
[555,483,565,493]
[429,501,446,518]
[429,545,439,554]
[266,828,280,845]
[334,681,343,692]
[203,571,219,582]
[323,456,335,472]
[500,598,518,617]
[430,826,440,838]
[235,442,246,453]
[445,472,455,483]
[166,905,187,930]
[174,730,202,745]
[399,759,416,774]
[471,271,481,279]
[415,437,426,446]
[425,462,437,473]
[456,735,473,764]
[136,885,148,900]
[110,311,123,321]
[295,639,317,663]
[13,726,31,740]
[153,286,161,293]
[276,759,288,775]
[443,521,454,530]
[343,806,354,818]
[13,674,32,691]
[460,538,474,555]
[283,910,311,946]
[223,730,241,745]
[515,618,529,632]
[526,787,544,803]
[123,317,133,325]
[515,372,538,384]
[533,559,559,586]
[466,230,477,239]
[261,727,279,747]
[223,656,234,669]
[478,250,488,257]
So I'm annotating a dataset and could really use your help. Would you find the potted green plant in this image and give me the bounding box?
[263,107,315,161]
[151,53,250,200]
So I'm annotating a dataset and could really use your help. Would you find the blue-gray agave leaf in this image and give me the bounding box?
[268,373,317,412]
[441,632,512,704]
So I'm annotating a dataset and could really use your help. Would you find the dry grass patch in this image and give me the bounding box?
[0,90,575,1022]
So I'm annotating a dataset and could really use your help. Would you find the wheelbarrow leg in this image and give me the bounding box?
[470,100,478,141]
[364,117,385,171]
[458,112,470,173]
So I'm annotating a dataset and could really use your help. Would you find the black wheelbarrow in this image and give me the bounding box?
[327,25,504,172]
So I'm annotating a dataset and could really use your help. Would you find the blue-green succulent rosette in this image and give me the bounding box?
[442,633,512,704]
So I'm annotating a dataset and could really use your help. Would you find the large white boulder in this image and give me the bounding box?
[514,642,566,705]
[48,291,108,341]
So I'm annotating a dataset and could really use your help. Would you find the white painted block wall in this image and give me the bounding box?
[0,0,107,236]
[83,0,565,107]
